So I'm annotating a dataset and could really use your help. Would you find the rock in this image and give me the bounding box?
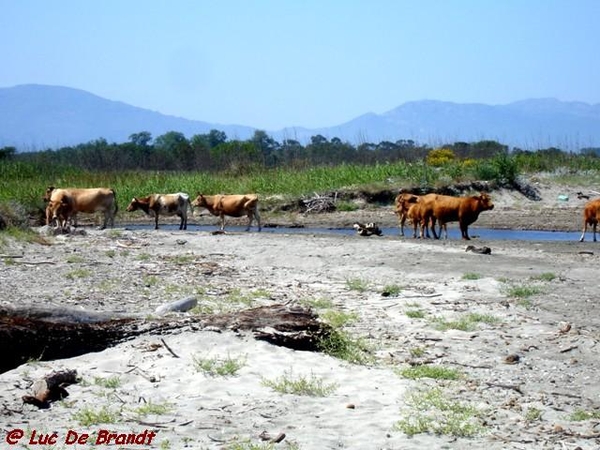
[155,296,198,315]
[465,245,492,255]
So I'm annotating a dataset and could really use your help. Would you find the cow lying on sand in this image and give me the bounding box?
[421,192,494,240]
[579,198,600,242]
[126,193,190,230]
[191,194,261,231]
[44,186,117,229]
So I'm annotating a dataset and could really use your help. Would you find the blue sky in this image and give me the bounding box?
[2,1,598,130]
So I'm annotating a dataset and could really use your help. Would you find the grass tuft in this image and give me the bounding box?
[262,370,337,397]
[395,388,484,437]
[192,354,246,377]
[73,406,120,426]
[397,365,460,380]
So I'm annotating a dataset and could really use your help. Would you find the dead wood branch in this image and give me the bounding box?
[22,369,78,409]
[302,193,337,214]
[0,304,329,374]
[484,381,524,395]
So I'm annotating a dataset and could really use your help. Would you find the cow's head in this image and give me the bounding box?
[48,199,71,225]
[476,192,494,211]
[191,194,207,208]
[126,198,141,212]
[43,186,56,203]
[396,193,419,210]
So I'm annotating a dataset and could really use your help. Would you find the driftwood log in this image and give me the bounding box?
[0,304,330,374]
[22,369,78,409]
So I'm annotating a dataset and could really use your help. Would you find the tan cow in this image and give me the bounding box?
[191,194,261,231]
[126,193,190,230]
[421,192,494,240]
[44,186,117,229]
[406,201,429,238]
[579,198,600,242]
[394,192,420,236]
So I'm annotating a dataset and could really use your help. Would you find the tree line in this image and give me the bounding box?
[2,129,599,173]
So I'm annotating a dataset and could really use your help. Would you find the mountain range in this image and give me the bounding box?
[1,84,599,152]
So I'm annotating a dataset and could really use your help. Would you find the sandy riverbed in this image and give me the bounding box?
[1,181,600,449]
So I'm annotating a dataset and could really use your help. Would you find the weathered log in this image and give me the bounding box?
[22,369,78,409]
[0,304,329,374]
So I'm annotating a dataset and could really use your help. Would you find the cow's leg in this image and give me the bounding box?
[181,212,187,230]
[100,210,109,230]
[154,214,159,230]
[594,223,597,242]
[399,214,406,236]
[220,214,226,231]
[580,221,587,242]
[248,206,261,232]
[460,223,470,240]
[432,223,439,239]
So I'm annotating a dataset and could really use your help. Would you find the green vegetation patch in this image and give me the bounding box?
[65,268,92,280]
[93,376,121,389]
[133,401,173,417]
[381,284,403,296]
[395,388,484,437]
[462,272,482,280]
[262,370,337,397]
[405,309,426,319]
[397,365,461,380]
[530,272,557,282]
[317,328,373,365]
[320,309,359,328]
[434,313,499,332]
[192,354,246,377]
[506,285,543,298]
[72,406,120,426]
[569,409,600,421]
[345,277,370,292]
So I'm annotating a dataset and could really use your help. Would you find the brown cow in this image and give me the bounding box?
[126,193,190,230]
[579,198,600,242]
[394,192,419,236]
[191,194,261,231]
[44,187,117,229]
[422,192,494,240]
[406,201,429,238]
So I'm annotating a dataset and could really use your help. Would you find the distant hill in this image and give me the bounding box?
[289,98,600,150]
[0,84,255,151]
[1,84,600,151]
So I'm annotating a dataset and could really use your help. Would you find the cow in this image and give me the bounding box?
[191,194,261,231]
[394,192,420,236]
[421,192,494,240]
[406,201,429,239]
[126,193,190,230]
[579,198,600,242]
[44,187,118,230]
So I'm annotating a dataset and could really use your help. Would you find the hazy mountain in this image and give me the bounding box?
[290,99,600,150]
[1,84,600,151]
[0,84,255,150]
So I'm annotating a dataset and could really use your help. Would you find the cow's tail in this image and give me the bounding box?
[111,189,118,215]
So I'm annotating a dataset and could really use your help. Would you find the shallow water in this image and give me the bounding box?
[123,224,586,242]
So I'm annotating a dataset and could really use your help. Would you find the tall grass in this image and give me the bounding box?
[4,151,600,215]
[0,161,419,212]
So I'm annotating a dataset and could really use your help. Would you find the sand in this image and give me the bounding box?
[1,181,600,449]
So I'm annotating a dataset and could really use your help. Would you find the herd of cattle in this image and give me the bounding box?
[41,186,600,242]
[42,187,261,232]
